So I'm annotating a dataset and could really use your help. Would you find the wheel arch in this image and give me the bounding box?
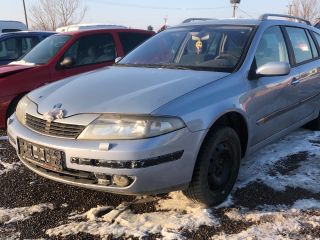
[6,92,28,119]
[203,110,249,158]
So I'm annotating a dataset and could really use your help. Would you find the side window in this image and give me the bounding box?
[313,32,320,51]
[0,38,19,60]
[313,31,320,54]
[306,31,319,58]
[61,33,116,68]
[255,26,289,68]
[118,32,151,55]
[286,27,313,64]
[21,37,40,55]
[0,37,40,61]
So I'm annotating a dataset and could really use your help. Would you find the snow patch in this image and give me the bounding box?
[236,130,320,192]
[292,199,320,209]
[0,161,20,176]
[46,191,218,239]
[216,202,320,240]
[0,204,54,224]
[0,136,8,141]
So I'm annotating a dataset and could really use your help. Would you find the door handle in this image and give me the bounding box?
[291,78,300,86]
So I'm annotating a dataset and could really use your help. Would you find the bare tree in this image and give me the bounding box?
[291,0,320,24]
[30,0,87,31]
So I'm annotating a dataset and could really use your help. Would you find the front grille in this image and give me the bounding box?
[26,114,85,138]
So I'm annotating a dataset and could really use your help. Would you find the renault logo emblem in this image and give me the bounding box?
[43,104,65,123]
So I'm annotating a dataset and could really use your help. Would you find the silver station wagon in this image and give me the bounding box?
[7,14,320,206]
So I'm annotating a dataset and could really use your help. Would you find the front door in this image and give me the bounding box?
[247,26,301,145]
[51,33,117,81]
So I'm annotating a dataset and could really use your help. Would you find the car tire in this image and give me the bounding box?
[6,96,23,120]
[183,126,241,207]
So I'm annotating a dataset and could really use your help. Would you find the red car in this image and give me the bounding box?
[0,28,154,128]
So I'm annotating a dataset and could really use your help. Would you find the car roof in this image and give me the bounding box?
[176,18,261,28]
[56,24,127,32]
[56,28,155,37]
[0,31,56,37]
[173,14,317,31]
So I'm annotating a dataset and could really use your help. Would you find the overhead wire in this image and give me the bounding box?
[88,0,229,11]
[237,7,256,18]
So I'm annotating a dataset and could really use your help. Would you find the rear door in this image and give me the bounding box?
[51,33,118,81]
[284,27,320,119]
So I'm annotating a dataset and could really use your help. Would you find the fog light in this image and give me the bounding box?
[112,175,130,187]
[94,173,111,186]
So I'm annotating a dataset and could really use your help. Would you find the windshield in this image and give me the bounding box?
[20,35,71,65]
[119,26,253,72]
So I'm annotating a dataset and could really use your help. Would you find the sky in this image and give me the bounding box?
[1,0,291,30]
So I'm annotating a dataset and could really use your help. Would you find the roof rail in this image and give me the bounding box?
[259,13,311,25]
[182,18,215,24]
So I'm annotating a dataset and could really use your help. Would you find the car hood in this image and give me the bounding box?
[29,66,229,116]
[0,64,35,78]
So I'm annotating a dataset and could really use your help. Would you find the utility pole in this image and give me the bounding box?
[22,0,29,28]
[232,4,237,18]
[288,4,293,16]
[164,15,168,27]
[230,0,241,18]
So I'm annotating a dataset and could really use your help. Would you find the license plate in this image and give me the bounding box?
[18,138,65,172]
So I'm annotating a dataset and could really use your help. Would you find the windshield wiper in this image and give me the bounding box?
[116,63,192,70]
[115,63,233,72]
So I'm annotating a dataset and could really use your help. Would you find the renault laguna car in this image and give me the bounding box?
[8,14,320,206]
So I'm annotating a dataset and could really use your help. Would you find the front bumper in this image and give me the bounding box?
[7,115,206,195]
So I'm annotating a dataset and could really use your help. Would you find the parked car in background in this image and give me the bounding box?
[56,23,126,32]
[0,28,154,128]
[7,14,320,207]
[0,31,55,65]
[0,20,27,33]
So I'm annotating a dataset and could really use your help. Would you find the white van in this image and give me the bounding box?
[56,23,126,32]
[0,21,28,33]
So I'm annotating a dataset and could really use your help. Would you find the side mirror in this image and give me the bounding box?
[256,62,290,77]
[60,57,73,68]
[115,57,122,63]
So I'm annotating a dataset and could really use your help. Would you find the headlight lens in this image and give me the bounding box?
[16,95,32,125]
[78,115,185,140]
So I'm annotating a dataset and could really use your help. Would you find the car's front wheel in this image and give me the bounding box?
[183,126,241,207]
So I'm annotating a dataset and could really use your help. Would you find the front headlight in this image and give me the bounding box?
[16,95,32,125]
[77,114,185,140]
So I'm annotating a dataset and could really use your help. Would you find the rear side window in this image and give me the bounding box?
[118,32,151,55]
[313,32,320,49]
[255,26,289,68]
[0,38,18,60]
[0,36,39,61]
[306,31,319,58]
[286,27,313,64]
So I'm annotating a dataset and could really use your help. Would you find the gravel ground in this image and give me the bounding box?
[1,129,320,239]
